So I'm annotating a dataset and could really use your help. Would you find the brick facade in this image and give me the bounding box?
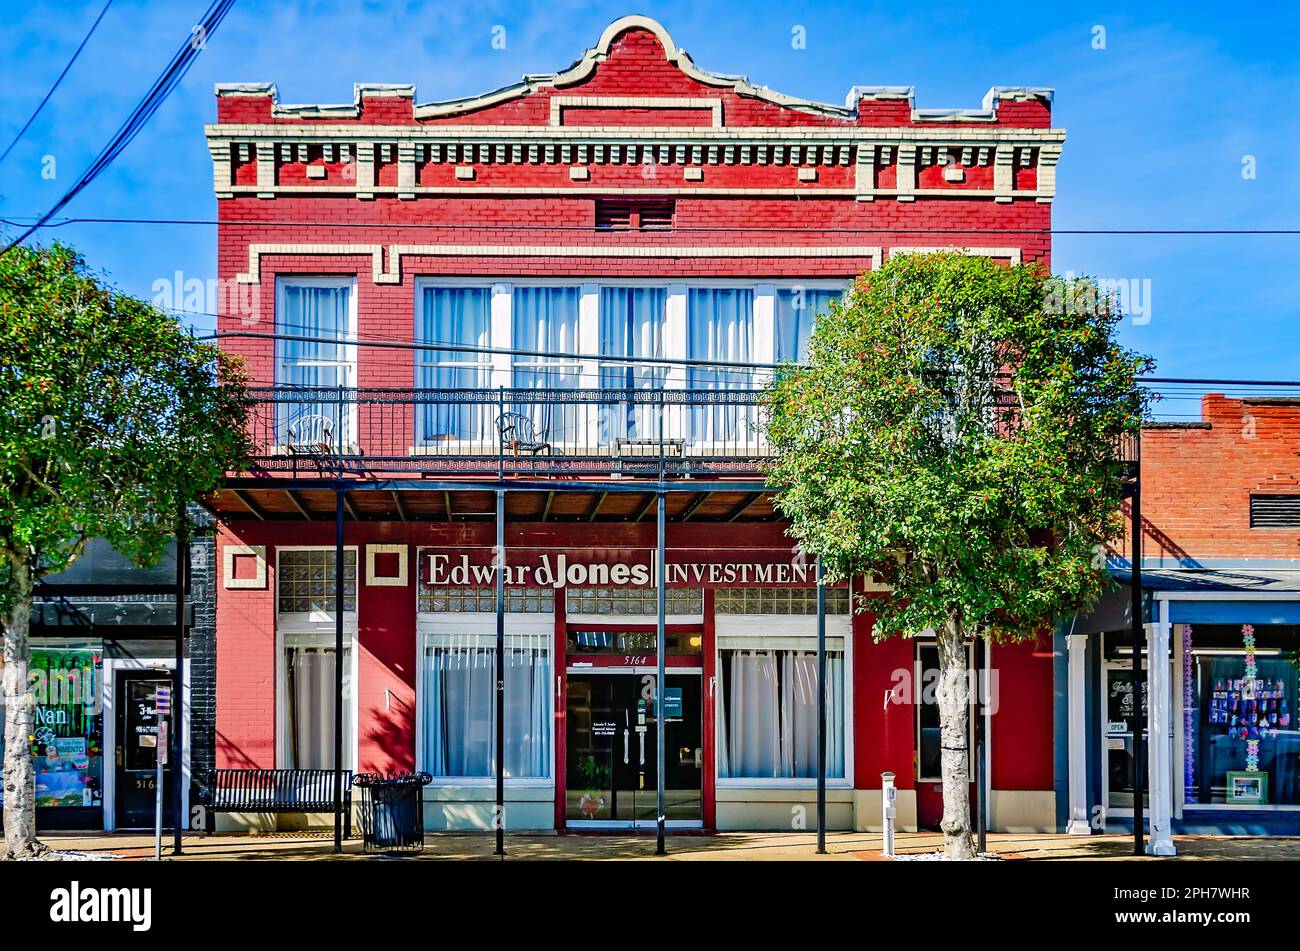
[1131,396,1300,564]
[208,15,1064,832]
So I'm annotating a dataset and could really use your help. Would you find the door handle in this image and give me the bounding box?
[623,729,629,765]
[639,730,646,766]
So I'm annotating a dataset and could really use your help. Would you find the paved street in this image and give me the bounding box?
[32,830,1300,861]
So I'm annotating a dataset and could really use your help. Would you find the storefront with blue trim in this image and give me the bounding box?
[1058,566,1300,845]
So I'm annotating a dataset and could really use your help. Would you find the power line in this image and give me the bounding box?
[211,329,784,374]
[206,330,1300,392]
[0,0,114,165]
[1,0,237,256]
[5,214,1300,237]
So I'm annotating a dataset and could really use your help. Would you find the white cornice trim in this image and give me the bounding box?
[205,123,1067,144]
[887,246,1024,264]
[234,243,884,284]
[214,16,1054,126]
[845,84,1055,122]
[218,184,1053,200]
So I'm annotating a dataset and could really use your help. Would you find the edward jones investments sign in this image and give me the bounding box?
[419,548,813,589]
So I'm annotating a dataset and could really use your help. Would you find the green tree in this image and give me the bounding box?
[0,243,249,859]
[764,253,1148,859]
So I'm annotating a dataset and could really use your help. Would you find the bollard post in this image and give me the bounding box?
[881,771,897,858]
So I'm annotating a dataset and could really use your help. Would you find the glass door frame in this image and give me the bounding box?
[1098,629,1175,823]
[563,665,705,830]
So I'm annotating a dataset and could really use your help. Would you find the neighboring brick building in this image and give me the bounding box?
[1061,396,1300,846]
[1140,396,1300,564]
[204,15,1065,834]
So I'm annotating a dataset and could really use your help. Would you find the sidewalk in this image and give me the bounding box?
[32,830,1300,861]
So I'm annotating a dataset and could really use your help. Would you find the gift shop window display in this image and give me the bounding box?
[0,641,105,829]
[1187,624,1300,807]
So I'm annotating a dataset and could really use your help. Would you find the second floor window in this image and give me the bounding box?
[275,277,356,449]
[775,287,841,363]
[512,286,580,444]
[417,285,492,442]
[599,287,666,442]
[687,288,753,442]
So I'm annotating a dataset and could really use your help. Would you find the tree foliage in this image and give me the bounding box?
[765,253,1151,643]
[0,241,250,858]
[0,242,250,594]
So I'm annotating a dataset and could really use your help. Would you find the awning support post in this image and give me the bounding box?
[495,487,506,856]
[655,489,667,856]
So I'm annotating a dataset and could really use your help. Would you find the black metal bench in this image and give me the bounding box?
[201,769,353,837]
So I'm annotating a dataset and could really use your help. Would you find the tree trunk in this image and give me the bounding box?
[935,610,976,859]
[2,555,46,860]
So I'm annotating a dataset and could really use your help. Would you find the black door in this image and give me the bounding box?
[566,673,702,826]
[115,671,174,830]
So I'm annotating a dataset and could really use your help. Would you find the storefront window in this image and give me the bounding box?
[0,644,104,810]
[566,587,702,616]
[717,641,845,780]
[715,587,850,615]
[417,586,554,614]
[278,549,356,615]
[1189,624,1300,806]
[422,632,551,779]
[283,641,353,770]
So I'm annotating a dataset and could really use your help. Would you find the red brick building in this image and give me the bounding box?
[1063,395,1300,848]
[205,15,1066,833]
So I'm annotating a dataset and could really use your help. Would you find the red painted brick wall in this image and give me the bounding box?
[211,20,1060,808]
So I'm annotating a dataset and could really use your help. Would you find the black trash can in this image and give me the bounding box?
[352,772,432,853]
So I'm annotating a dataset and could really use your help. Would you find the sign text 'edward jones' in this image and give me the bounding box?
[423,551,814,589]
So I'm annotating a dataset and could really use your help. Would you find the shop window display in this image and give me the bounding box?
[1189,624,1300,806]
[0,645,104,811]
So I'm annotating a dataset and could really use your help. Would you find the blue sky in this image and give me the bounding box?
[1,0,1297,381]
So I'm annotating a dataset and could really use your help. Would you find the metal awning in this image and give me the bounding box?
[1105,567,1300,625]
[205,481,780,524]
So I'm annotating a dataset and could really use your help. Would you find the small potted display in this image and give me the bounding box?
[575,755,610,819]
[1226,771,1268,805]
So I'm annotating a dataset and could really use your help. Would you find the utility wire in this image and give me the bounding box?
[0,0,114,165]
[1,0,237,256]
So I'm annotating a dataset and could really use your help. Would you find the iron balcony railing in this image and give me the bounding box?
[246,385,772,478]
[242,385,1143,480]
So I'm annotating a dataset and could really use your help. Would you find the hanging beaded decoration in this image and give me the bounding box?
[1183,624,1196,802]
[1242,624,1260,772]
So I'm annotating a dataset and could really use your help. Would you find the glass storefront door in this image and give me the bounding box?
[565,672,702,827]
[115,671,175,830]
[1104,655,1149,811]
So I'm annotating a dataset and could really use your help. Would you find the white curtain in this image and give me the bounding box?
[423,633,551,779]
[774,288,840,364]
[599,287,665,442]
[416,286,492,442]
[511,287,581,443]
[686,288,753,442]
[286,646,351,770]
[720,648,844,779]
[276,282,354,448]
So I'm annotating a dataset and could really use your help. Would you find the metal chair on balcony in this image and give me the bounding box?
[286,413,335,475]
[497,412,552,470]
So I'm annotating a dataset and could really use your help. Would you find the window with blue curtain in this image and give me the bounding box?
[511,286,580,445]
[686,288,753,443]
[422,633,551,780]
[416,286,492,442]
[774,287,841,363]
[598,287,666,443]
[275,279,355,450]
